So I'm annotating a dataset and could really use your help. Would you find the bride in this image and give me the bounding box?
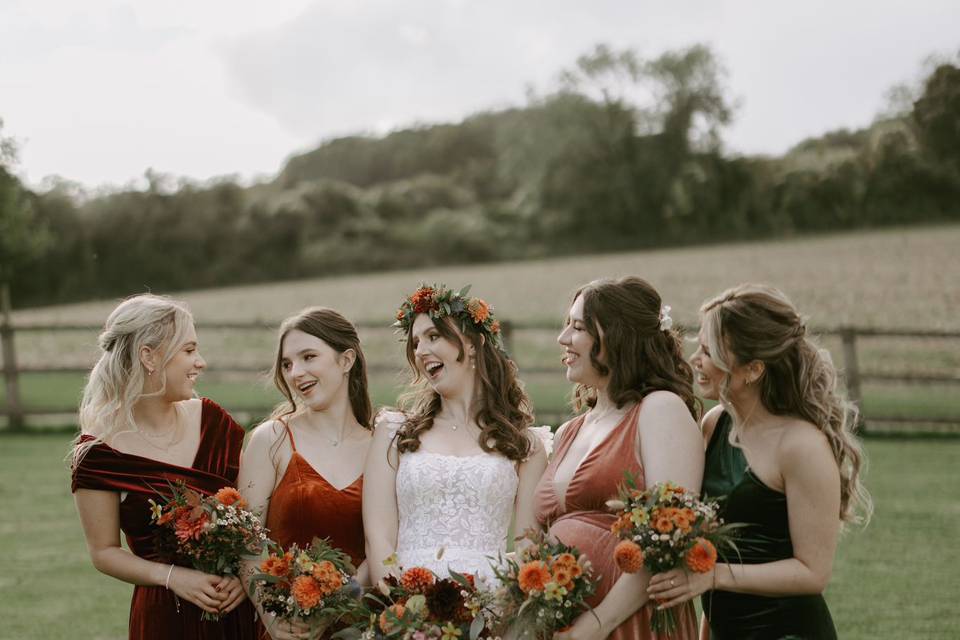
[364,284,547,585]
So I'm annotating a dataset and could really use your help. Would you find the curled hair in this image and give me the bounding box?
[396,315,533,462]
[700,283,872,525]
[268,307,373,430]
[571,277,700,420]
[72,294,194,465]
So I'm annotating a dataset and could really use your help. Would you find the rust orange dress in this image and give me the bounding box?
[71,397,257,640]
[257,420,365,639]
[534,404,698,640]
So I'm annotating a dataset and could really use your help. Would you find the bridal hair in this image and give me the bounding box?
[570,276,700,420]
[700,283,873,525]
[397,313,534,461]
[268,307,373,429]
[72,294,194,465]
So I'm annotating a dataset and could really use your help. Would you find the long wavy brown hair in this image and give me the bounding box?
[268,307,373,429]
[571,276,700,420]
[700,284,872,525]
[396,314,534,462]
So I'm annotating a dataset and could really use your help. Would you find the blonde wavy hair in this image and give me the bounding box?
[700,284,872,525]
[71,294,195,466]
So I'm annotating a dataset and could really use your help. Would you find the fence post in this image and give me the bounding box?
[0,282,25,431]
[839,326,865,432]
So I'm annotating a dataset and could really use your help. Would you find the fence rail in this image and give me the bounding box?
[2,319,959,433]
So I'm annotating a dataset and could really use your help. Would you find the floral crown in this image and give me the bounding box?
[393,283,506,353]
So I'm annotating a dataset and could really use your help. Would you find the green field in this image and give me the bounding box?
[2,434,957,639]
[4,225,960,431]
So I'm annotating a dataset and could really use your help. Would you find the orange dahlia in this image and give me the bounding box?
[291,575,324,609]
[260,553,291,578]
[553,553,577,568]
[652,510,675,534]
[614,540,644,574]
[686,538,717,573]
[672,507,695,533]
[400,566,435,593]
[380,603,406,633]
[312,560,343,595]
[517,560,551,593]
[467,298,490,323]
[213,487,247,509]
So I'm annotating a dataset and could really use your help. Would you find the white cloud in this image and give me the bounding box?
[2,0,959,187]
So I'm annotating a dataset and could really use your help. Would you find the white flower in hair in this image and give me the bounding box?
[659,305,673,331]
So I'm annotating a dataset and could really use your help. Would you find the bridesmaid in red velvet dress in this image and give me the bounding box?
[71,294,255,640]
[237,308,373,640]
[533,277,704,640]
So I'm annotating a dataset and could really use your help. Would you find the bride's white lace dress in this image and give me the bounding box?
[395,449,518,582]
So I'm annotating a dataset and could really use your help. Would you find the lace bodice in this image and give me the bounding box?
[395,449,518,582]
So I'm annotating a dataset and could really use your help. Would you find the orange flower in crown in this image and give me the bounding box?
[393,283,507,354]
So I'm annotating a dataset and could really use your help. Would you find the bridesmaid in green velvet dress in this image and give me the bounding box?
[647,284,872,640]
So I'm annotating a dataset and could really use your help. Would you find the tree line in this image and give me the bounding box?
[2,44,959,308]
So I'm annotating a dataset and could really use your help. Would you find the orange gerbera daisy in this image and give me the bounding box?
[213,487,247,509]
[291,575,324,610]
[686,538,717,573]
[551,565,573,589]
[380,604,406,633]
[400,566,435,593]
[174,511,209,543]
[260,553,291,578]
[518,561,551,593]
[614,540,644,574]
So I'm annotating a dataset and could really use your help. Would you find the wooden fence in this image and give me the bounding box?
[2,319,959,434]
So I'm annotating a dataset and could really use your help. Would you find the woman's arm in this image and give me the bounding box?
[648,423,842,606]
[513,434,548,540]
[700,404,724,449]
[557,393,703,639]
[363,414,401,585]
[237,421,283,594]
[74,489,225,613]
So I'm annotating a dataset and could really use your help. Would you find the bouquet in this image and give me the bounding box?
[149,483,268,620]
[490,529,597,640]
[252,537,359,639]
[346,561,498,640]
[607,477,740,634]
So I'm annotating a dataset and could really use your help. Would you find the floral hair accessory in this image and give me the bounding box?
[658,304,673,331]
[394,283,506,353]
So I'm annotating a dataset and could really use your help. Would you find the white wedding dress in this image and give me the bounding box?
[395,448,518,582]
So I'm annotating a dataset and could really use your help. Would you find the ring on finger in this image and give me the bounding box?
[670,578,676,586]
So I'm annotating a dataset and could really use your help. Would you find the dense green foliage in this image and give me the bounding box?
[5,45,960,308]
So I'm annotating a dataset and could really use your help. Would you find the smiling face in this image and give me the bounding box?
[557,294,606,388]
[410,313,476,399]
[690,327,726,401]
[280,329,353,412]
[158,322,205,402]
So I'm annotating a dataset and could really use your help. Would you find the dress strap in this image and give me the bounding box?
[279,417,298,452]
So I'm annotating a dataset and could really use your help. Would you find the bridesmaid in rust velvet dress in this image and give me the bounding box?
[238,308,373,640]
[533,277,704,640]
[71,294,255,640]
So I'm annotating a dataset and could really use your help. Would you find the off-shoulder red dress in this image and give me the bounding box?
[71,398,257,640]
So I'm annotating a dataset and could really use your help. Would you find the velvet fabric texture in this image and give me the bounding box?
[702,469,838,640]
[535,404,698,640]
[71,397,256,640]
[257,421,365,640]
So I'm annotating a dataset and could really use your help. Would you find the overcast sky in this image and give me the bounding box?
[2,0,958,189]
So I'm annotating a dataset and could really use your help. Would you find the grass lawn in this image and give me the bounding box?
[1,434,958,639]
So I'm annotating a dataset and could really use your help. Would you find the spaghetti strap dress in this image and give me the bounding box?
[71,397,257,640]
[534,404,698,640]
[257,420,365,639]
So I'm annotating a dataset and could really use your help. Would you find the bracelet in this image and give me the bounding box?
[164,564,175,590]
